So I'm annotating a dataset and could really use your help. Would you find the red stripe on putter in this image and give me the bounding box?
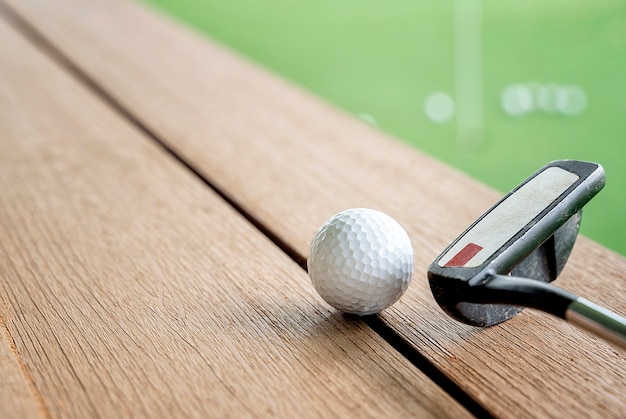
[444,243,483,267]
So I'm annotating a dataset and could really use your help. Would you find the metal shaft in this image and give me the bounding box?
[478,274,626,350]
[566,297,626,350]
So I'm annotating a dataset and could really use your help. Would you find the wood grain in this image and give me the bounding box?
[0,321,44,418]
[3,0,625,416]
[0,16,471,418]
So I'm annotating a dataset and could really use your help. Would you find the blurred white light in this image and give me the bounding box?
[556,85,587,116]
[501,84,533,116]
[535,83,561,113]
[424,92,455,123]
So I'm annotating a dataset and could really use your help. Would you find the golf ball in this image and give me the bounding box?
[307,208,414,315]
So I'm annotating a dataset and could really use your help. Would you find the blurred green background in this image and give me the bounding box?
[142,0,626,255]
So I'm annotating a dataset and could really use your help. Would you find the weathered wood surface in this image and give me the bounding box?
[2,0,625,416]
[0,320,43,418]
[0,15,472,418]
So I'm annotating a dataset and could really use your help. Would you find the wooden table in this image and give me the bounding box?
[0,0,624,417]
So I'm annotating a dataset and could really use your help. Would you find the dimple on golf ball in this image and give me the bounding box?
[307,208,414,315]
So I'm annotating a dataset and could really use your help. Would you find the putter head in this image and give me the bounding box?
[428,160,605,327]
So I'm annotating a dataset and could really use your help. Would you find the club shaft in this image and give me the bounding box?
[481,275,626,350]
[565,297,626,350]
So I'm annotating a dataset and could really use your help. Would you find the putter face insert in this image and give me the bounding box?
[428,160,605,327]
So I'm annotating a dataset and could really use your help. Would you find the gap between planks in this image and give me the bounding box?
[3,0,624,416]
[0,5,478,414]
[0,3,492,417]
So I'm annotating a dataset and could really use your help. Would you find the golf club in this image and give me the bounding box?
[428,160,626,349]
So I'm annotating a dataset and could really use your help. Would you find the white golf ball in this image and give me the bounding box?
[307,208,414,315]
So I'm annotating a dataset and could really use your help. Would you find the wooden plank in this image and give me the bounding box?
[0,321,44,418]
[4,0,625,416]
[0,16,471,419]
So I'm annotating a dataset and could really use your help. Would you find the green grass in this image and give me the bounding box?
[142,0,626,255]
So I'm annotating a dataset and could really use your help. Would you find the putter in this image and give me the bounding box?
[428,160,626,349]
